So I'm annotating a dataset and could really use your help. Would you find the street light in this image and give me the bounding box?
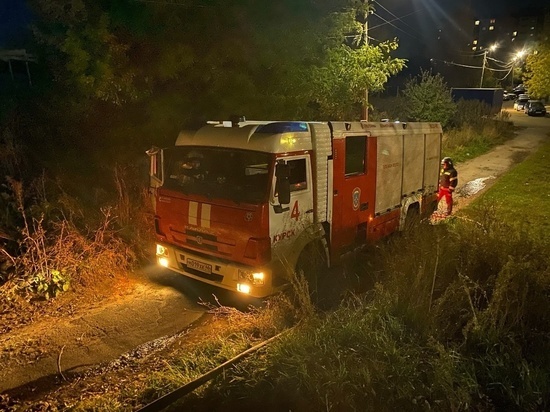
[480,44,497,88]
[511,50,526,89]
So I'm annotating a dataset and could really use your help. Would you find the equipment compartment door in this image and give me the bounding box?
[332,135,375,254]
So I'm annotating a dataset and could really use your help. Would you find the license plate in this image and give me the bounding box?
[186,258,212,274]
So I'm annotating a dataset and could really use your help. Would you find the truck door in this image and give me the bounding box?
[333,135,374,253]
[269,155,314,254]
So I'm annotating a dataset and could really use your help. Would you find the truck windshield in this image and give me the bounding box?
[163,147,272,204]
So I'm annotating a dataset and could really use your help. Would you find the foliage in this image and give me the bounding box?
[442,110,513,163]
[31,269,70,300]
[523,34,550,98]
[0,175,137,311]
[369,95,407,121]
[311,41,405,119]
[401,70,457,127]
[29,0,140,105]
[26,0,405,125]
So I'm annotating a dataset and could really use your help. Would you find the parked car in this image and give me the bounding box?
[513,84,527,94]
[503,92,517,101]
[526,101,547,116]
[514,95,530,111]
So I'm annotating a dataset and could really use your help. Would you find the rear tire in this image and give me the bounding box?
[404,206,420,231]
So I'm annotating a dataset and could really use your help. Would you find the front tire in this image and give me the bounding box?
[295,241,329,305]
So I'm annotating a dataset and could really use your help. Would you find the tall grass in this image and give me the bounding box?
[0,173,138,316]
[443,101,513,162]
[154,207,549,412]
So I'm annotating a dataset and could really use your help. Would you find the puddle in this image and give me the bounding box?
[458,176,495,197]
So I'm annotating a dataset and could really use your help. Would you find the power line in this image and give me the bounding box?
[431,58,514,73]
[369,10,423,31]
[371,12,420,40]
[372,0,416,32]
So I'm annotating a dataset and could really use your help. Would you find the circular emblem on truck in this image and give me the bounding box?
[195,236,203,245]
[245,212,253,222]
[352,187,361,211]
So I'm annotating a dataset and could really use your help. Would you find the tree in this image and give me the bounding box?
[402,70,456,127]
[27,0,405,121]
[29,0,140,106]
[523,36,550,99]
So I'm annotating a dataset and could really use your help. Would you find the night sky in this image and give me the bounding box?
[0,0,32,47]
[1,0,544,48]
[371,0,547,58]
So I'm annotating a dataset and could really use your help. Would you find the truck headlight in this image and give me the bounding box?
[252,272,265,285]
[238,269,265,285]
[156,244,168,256]
[237,283,251,294]
[158,257,169,268]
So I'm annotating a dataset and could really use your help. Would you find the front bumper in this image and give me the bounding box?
[156,243,278,298]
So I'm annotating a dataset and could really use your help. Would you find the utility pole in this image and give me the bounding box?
[362,7,369,121]
[479,44,497,88]
[479,50,487,88]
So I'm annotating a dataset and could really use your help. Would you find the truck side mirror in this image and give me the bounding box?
[146,146,164,187]
[275,161,291,205]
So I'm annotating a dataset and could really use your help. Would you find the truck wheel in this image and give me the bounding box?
[404,206,420,231]
[294,241,328,304]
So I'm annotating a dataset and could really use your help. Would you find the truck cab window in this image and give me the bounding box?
[287,158,308,192]
[345,136,366,176]
[164,147,272,204]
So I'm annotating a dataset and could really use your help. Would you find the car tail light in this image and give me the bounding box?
[244,237,271,262]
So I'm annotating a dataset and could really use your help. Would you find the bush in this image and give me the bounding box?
[0,175,137,312]
[401,70,456,127]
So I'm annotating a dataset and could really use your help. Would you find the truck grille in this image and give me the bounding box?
[181,228,233,256]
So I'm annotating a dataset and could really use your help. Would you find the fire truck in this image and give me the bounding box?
[147,118,442,298]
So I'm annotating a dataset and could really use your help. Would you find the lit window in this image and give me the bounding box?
[475,20,480,25]
[513,31,517,36]
[473,40,478,45]
[472,46,477,51]
[490,19,496,24]
[489,26,494,31]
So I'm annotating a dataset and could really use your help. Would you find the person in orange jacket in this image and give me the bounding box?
[437,157,458,215]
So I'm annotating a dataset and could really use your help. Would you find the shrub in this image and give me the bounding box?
[0,176,136,313]
[401,70,457,127]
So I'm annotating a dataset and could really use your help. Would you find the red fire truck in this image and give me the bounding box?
[147,119,442,298]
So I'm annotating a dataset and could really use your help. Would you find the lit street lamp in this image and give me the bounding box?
[511,50,526,89]
[480,44,497,88]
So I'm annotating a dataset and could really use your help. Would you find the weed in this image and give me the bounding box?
[0,176,136,311]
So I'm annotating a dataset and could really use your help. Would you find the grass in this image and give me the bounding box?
[443,112,515,163]
[464,141,550,240]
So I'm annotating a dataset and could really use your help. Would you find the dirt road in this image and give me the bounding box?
[1,105,548,394]
[453,106,548,212]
